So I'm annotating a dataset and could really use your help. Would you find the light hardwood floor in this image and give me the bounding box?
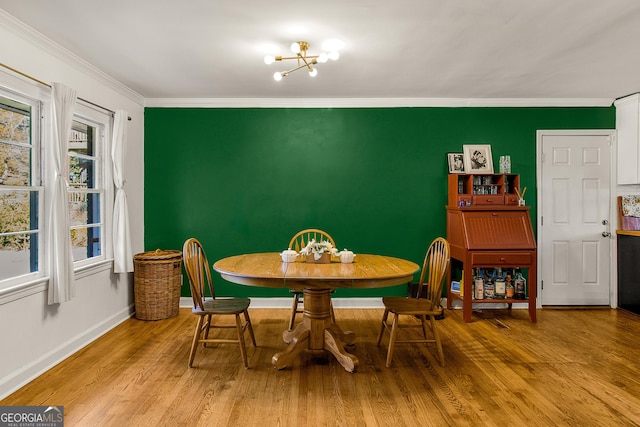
[3,307,640,426]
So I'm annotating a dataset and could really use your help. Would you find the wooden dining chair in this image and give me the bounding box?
[287,228,337,330]
[376,237,450,367]
[182,238,257,369]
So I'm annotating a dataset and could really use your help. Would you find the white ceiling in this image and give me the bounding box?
[1,0,640,103]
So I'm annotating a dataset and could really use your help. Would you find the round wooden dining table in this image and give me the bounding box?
[213,252,419,372]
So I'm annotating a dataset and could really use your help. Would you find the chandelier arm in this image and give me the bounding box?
[275,55,320,61]
[298,56,318,71]
[283,62,313,75]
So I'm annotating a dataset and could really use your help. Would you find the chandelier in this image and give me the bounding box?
[264,41,340,81]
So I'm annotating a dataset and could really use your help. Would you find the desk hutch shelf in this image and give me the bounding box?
[446,173,537,323]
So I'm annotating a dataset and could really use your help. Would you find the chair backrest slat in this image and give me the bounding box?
[183,238,215,311]
[416,237,451,308]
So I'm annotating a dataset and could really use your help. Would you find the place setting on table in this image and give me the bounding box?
[212,231,419,372]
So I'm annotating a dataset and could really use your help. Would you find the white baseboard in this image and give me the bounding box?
[180,297,385,309]
[180,297,531,310]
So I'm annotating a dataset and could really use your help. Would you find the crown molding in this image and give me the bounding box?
[145,97,615,108]
[0,10,143,106]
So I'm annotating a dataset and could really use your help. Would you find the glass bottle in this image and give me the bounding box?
[505,273,514,299]
[514,269,526,300]
[495,268,506,299]
[474,269,484,300]
[484,268,495,299]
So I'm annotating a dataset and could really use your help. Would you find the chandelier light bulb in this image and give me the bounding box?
[317,53,328,63]
[328,51,340,61]
[274,72,283,81]
[264,55,275,65]
[308,68,318,77]
[290,42,301,54]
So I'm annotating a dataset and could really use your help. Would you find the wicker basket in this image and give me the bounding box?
[133,249,182,320]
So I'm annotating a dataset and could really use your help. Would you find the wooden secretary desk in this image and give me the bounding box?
[446,173,537,323]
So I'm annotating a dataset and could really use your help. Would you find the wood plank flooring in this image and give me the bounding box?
[3,307,640,426]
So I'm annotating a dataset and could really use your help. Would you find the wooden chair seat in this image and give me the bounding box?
[195,298,251,314]
[183,238,257,369]
[377,237,450,368]
[380,296,442,316]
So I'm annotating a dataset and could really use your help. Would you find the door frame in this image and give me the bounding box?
[536,129,617,308]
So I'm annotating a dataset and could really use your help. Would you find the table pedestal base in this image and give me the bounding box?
[272,288,359,372]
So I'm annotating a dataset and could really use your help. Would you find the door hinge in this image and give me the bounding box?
[541,216,543,226]
[541,280,544,290]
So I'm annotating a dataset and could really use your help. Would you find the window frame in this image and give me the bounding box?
[69,103,113,270]
[0,86,45,292]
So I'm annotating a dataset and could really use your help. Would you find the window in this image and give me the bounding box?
[0,91,42,284]
[0,76,114,297]
[68,114,109,265]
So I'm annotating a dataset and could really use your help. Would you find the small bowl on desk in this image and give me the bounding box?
[281,249,298,263]
[339,250,356,264]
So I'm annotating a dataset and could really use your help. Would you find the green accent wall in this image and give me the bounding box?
[144,106,614,298]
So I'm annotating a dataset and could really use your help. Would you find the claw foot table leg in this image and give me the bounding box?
[272,325,310,370]
[324,328,358,372]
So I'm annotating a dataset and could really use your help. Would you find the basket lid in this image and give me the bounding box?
[134,249,182,261]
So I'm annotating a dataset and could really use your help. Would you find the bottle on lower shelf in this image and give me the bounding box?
[495,268,506,299]
[514,269,526,300]
[506,274,514,298]
[474,270,484,300]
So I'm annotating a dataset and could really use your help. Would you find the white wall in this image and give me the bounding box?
[0,12,145,399]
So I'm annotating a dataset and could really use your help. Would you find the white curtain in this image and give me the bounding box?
[48,83,77,304]
[112,110,133,273]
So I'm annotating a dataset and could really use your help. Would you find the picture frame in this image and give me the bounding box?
[450,281,461,293]
[463,144,494,173]
[447,153,465,173]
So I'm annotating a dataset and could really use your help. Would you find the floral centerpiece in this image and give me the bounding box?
[299,239,338,264]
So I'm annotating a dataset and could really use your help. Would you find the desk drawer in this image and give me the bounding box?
[470,252,532,266]
[472,195,505,205]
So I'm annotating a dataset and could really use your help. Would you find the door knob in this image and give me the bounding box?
[602,231,611,237]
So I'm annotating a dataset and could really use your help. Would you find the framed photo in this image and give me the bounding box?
[450,281,461,293]
[447,153,465,173]
[463,144,494,173]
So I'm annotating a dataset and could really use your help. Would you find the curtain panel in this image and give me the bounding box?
[47,83,77,304]
[111,110,133,273]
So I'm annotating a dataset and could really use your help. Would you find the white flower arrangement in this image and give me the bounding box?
[299,239,339,260]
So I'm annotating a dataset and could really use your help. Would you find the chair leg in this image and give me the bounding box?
[430,315,445,367]
[330,299,336,323]
[189,316,204,368]
[203,314,212,346]
[376,308,390,346]
[288,293,300,330]
[420,315,429,340]
[385,313,400,368]
[236,314,249,369]
[244,309,257,347]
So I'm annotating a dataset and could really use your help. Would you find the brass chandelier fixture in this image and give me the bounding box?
[264,41,340,81]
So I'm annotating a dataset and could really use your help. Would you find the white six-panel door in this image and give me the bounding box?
[538,130,614,306]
